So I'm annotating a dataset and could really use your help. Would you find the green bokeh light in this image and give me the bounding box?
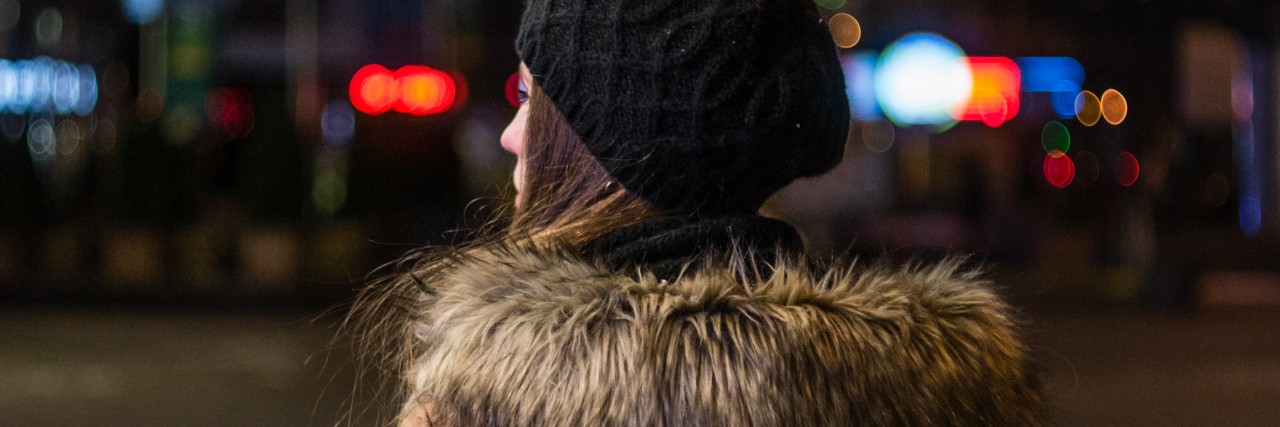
[814,0,847,10]
[1041,121,1070,154]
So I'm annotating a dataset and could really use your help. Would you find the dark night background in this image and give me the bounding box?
[1,0,1278,425]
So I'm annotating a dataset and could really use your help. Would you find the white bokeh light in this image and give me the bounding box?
[873,32,972,129]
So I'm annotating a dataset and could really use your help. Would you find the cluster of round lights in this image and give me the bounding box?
[349,64,459,116]
[1074,89,1127,126]
[1038,88,1136,188]
[1039,120,1139,188]
[0,57,98,116]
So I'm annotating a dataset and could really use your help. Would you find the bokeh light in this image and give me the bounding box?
[874,32,972,129]
[861,120,895,153]
[1241,195,1262,237]
[1041,121,1070,154]
[204,88,254,140]
[1074,90,1101,126]
[1232,70,1254,122]
[504,72,522,107]
[350,64,456,116]
[312,170,348,216]
[350,64,396,115]
[1018,56,1085,119]
[0,58,98,116]
[27,117,55,164]
[0,60,15,110]
[1018,56,1085,92]
[34,7,62,48]
[955,57,1020,127]
[321,99,356,146]
[1100,88,1128,125]
[73,65,98,116]
[841,52,880,121]
[829,13,861,49]
[51,61,78,114]
[55,119,81,156]
[162,105,201,144]
[0,0,20,32]
[1043,150,1075,188]
[393,65,456,115]
[122,0,164,24]
[813,0,846,10]
[1115,151,1140,187]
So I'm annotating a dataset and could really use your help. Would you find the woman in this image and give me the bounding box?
[367,0,1049,425]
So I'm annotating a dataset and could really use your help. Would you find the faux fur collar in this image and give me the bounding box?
[406,243,1047,426]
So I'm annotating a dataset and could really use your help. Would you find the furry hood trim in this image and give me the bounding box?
[406,243,1047,426]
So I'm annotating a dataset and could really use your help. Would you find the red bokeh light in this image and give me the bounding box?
[350,64,396,115]
[1043,150,1075,188]
[504,72,521,107]
[1115,151,1140,187]
[205,87,254,140]
[956,57,1021,127]
[350,64,457,116]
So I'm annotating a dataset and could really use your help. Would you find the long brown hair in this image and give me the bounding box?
[344,77,659,426]
[509,79,659,246]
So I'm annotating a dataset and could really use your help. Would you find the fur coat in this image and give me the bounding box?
[404,243,1048,426]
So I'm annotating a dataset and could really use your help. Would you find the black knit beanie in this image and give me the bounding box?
[516,0,850,216]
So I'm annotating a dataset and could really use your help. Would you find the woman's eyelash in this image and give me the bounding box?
[505,72,530,107]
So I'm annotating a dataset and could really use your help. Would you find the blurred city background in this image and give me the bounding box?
[1,0,1278,425]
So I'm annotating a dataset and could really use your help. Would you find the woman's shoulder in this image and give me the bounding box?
[431,241,1025,334]
[410,242,1048,426]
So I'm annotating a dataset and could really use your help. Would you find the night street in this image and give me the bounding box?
[2,301,1277,426]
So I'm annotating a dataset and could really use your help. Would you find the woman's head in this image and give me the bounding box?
[502,63,659,247]
[514,0,850,216]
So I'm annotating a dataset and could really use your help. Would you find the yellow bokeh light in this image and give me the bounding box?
[1100,88,1127,125]
[1074,90,1101,126]
[829,13,861,49]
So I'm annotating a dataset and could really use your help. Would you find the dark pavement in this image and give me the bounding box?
[2,303,1277,426]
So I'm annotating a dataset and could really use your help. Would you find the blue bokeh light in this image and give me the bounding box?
[1019,57,1086,119]
[841,52,881,121]
[321,99,356,146]
[123,0,165,24]
[0,57,98,116]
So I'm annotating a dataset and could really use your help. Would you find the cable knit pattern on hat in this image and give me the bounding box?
[517,0,850,215]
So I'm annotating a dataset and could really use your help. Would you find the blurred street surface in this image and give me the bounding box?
[1,302,1277,426]
[0,305,379,427]
[1031,305,1280,426]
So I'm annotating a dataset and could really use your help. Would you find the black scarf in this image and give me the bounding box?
[579,215,804,280]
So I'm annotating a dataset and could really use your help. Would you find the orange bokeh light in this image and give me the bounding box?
[1100,88,1127,125]
[955,57,1020,127]
[350,64,457,116]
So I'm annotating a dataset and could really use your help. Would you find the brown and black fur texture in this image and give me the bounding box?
[403,243,1048,426]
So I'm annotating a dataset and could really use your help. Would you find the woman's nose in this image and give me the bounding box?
[500,104,528,155]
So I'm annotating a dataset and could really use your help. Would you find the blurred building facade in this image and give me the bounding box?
[0,0,1277,307]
